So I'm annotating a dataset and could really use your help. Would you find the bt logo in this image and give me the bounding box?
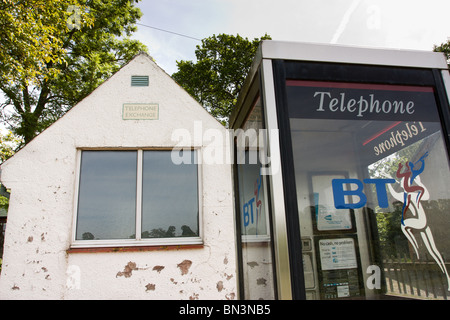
[243,174,262,228]
[332,178,396,209]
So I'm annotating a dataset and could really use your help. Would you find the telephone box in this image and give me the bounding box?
[230,41,450,300]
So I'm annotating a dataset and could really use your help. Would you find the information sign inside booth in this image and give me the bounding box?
[309,172,356,233]
[315,235,364,300]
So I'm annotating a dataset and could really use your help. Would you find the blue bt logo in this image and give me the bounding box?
[332,178,396,209]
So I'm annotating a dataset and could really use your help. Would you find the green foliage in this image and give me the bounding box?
[375,203,409,258]
[172,33,271,125]
[0,0,148,144]
[369,140,424,259]
[368,141,421,180]
[0,194,9,212]
[433,39,450,68]
[0,130,22,214]
[0,130,22,163]
[0,0,94,85]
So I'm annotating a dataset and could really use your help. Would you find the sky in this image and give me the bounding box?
[133,0,450,75]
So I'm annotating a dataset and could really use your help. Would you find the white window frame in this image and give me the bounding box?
[71,148,203,248]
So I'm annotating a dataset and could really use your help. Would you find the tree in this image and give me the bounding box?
[433,39,450,68]
[0,0,93,85]
[0,130,22,163]
[376,202,409,258]
[172,33,271,125]
[0,130,21,215]
[0,0,148,144]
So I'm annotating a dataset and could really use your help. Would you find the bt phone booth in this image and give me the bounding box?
[230,41,450,300]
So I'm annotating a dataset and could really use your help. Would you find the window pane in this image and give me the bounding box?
[76,151,137,240]
[141,150,199,238]
[238,155,268,237]
[287,80,450,299]
[236,96,276,300]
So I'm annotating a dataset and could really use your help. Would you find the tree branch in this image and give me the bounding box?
[22,85,31,113]
[0,84,24,115]
[34,81,50,119]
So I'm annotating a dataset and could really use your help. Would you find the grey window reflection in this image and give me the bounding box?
[235,96,276,300]
[76,151,137,240]
[142,150,199,238]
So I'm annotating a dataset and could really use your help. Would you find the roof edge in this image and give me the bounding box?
[259,40,448,69]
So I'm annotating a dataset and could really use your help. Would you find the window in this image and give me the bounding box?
[141,151,199,238]
[235,96,277,300]
[76,151,137,241]
[285,79,450,300]
[73,149,201,247]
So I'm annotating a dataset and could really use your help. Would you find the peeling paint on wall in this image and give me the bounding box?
[0,53,237,300]
[224,273,233,280]
[177,260,192,275]
[225,292,235,300]
[216,280,224,292]
[145,283,156,291]
[152,265,165,273]
[116,261,139,278]
[256,278,267,286]
[189,293,199,300]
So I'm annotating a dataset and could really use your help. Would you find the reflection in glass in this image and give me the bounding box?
[141,150,199,238]
[286,79,450,299]
[238,152,268,237]
[235,97,276,300]
[76,151,137,240]
[369,134,450,299]
[290,118,450,300]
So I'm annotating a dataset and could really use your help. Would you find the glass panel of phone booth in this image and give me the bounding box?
[287,80,450,300]
[235,97,277,300]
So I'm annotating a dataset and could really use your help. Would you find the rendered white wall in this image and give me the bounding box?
[0,54,237,299]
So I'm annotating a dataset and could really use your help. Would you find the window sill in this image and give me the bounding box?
[68,237,204,253]
[67,243,204,254]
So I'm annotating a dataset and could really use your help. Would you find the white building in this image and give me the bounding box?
[0,53,237,299]
[2,42,450,301]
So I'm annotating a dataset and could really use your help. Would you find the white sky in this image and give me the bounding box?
[1,0,448,135]
[134,0,450,75]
